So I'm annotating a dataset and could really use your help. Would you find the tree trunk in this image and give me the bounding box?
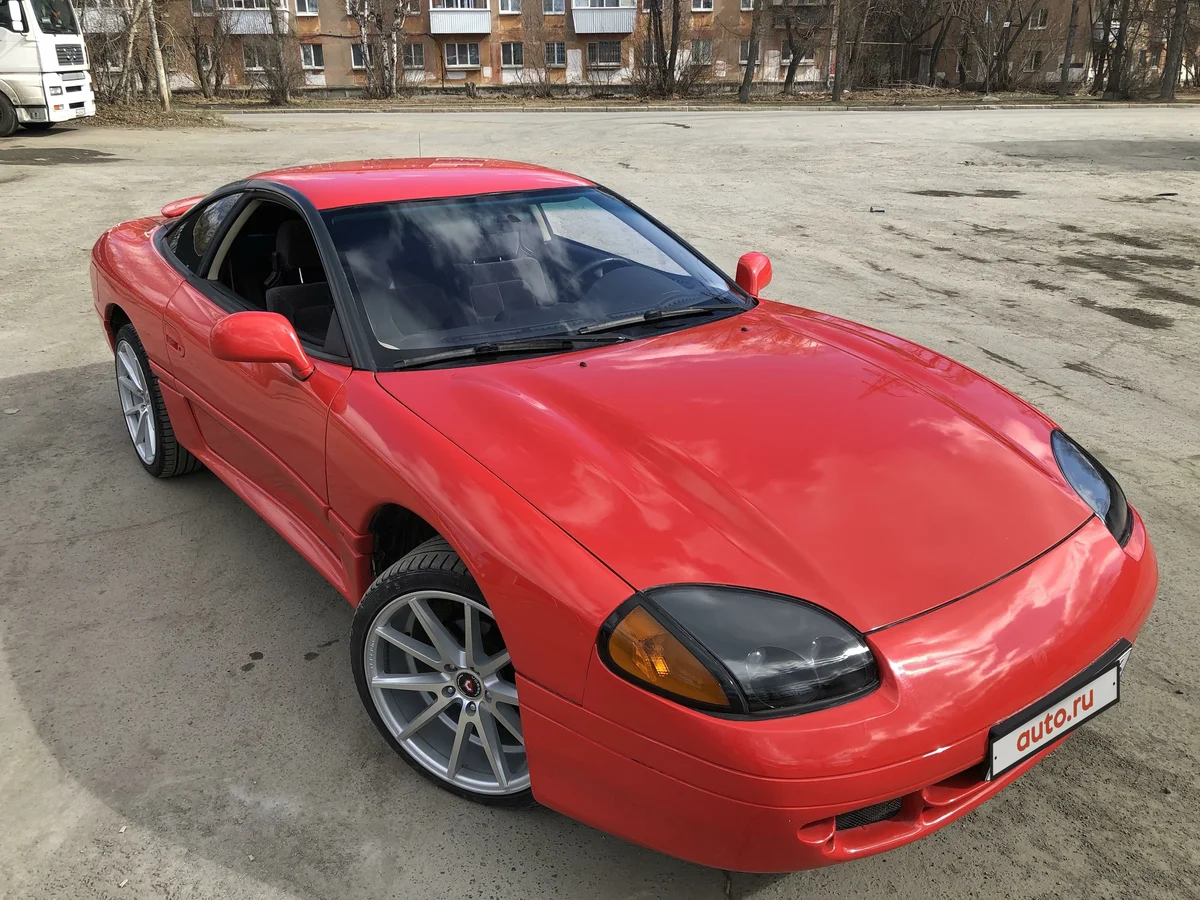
[1105,0,1131,97]
[668,0,681,94]
[1159,0,1190,99]
[845,0,870,92]
[117,0,146,103]
[738,0,765,103]
[1058,0,1080,96]
[927,16,952,86]
[782,19,801,93]
[145,0,171,112]
[831,0,845,99]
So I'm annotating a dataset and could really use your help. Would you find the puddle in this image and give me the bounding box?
[0,147,121,166]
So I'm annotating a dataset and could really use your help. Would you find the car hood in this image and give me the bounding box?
[375,301,1089,632]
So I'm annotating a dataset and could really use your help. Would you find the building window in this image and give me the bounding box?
[1029,7,1048,28]
[295,0,318,14]
[586,40,622,68]
[543,0,564,12]
[691,0,711,10]
[242,43,267,71]
[582,0,620,5]
[301,42,324,68]
[739,39,750,64]
[195,0,286,10]
[502,41,523,67]
[545,41,566,67]
[690,38,712,65]
[403,42,425,69]
[739,0,752,9]
[1023,48,1044,71]
[351,42,373,68]
[499,0,521,11]
[445,41,481,67]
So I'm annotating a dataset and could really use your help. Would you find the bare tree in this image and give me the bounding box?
[248,0,303,104]
[738,0,767,102]
[643,0,686,95]
[145,0,170,110]
[519,2,556,97]
[777,0,833,94]
[185,0,232,98]
[350,0,414,97]
[1160,0,1191,98]
[1057,0,1081,95]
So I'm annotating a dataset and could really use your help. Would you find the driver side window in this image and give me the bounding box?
[207,199,347,359]
[167,194,242,274]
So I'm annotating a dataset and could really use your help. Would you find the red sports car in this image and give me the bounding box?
[90,159,1158,873]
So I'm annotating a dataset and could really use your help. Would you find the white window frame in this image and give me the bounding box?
[545,40,566,67]
[351,42,373,69]
[403,42,425,69]
[1029,7,1048,29]
[501,41,523,67]
[300,42,323,67]
[739,0,753,9]
[542,0,564,12]
[586,40,622,68]
[295,0,318,14]
[691,0,712,10]
[690,38,712,65]
[445,41,481,68]
[739,39,750,65]
[499,0,520,11]
[242,43,267,71]
[1023,48,1043,71]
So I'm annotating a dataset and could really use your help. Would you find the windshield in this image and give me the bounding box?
[322,187,751,367]
[28,0,79,34]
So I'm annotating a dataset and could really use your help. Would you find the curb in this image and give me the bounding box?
[208,100,1199,115]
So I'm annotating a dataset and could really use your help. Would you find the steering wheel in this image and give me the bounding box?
[576,256,634,293]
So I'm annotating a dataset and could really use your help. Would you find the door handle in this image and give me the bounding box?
[164,326,185,356]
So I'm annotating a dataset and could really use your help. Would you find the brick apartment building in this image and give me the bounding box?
[79,0,1121,96]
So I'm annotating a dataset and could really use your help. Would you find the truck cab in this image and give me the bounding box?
[0,0,95,136]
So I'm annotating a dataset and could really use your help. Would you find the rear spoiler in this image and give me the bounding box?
[161,196,205,218]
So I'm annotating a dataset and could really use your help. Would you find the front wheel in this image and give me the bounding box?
[0,95,17,138]
[351,537,532,806]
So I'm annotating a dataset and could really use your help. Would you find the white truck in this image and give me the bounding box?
[0,0,95,136]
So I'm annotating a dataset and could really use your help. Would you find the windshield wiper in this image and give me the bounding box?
[394,335,629,370]
[574,304,747,336]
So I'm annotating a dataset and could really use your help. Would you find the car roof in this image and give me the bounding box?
[251,158,595,210]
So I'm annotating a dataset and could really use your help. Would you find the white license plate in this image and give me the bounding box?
[987,663,1120,779]
[74,108,87,118]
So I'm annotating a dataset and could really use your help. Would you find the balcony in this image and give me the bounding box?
[80,7,123,32]
[571,0,635,33]
[429,2,491,34]
[190,0,290,35]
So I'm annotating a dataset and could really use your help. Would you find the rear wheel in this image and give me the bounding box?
[351,537,532,806]
[113,323,202,478]
[0,95,17,138]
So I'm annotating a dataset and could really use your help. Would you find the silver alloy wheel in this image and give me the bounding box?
[115,339,156,465]
[365,590,528,795]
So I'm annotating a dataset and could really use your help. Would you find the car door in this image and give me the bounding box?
[161,191,352,560]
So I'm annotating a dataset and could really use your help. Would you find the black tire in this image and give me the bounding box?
[20,121,54,132]
[113,323,203,478]
[0,94,17,139]
[351,537,535,808]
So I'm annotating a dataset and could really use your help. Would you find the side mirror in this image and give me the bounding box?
[6,0,27,32]
[210,311,314,380]
[161,195,205,219]
[736,252,772,298]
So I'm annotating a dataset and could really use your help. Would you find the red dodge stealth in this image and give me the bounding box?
[90,159,1158,873]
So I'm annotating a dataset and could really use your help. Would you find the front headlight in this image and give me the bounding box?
[49,86,63,96]
[599,585,878,717]
[1051,430,1131,545]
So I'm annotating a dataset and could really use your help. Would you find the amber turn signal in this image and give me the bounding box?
[606,605,730,708]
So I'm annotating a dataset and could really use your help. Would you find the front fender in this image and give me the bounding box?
[327,371,633,704]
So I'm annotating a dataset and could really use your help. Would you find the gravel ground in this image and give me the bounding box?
[0,107,1198,900]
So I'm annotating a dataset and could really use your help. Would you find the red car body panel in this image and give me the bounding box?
[89,159,1159,873]
[375,299,1088,632]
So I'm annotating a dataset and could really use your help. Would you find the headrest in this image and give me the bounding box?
[277,220,318,269]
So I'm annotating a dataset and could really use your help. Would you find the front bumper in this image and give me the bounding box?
[15,71,95,124]
[521,512,1158,872]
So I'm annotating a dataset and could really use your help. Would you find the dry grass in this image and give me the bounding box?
[83,102,228,129]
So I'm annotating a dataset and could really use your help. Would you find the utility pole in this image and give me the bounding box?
[984,3,991,96]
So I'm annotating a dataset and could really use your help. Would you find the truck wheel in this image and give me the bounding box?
[21,121,53,132]
[0,95,17,138]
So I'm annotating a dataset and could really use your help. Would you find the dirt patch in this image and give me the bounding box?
[1064,360,1138,391]
[1059,223,1085,233]
[910,188,1024,198]
[981,348,1025,370]
[0,148,120,166]
[83,103,228,129]
[1091,232,1164,251]
[1075,297,1176,329]
[1124,253,1196,271]
[1136,283,1199,308]
[1027,278,1065,292]
[972,224,1015,235]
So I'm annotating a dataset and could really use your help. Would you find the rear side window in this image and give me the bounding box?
[167,194,242,273]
